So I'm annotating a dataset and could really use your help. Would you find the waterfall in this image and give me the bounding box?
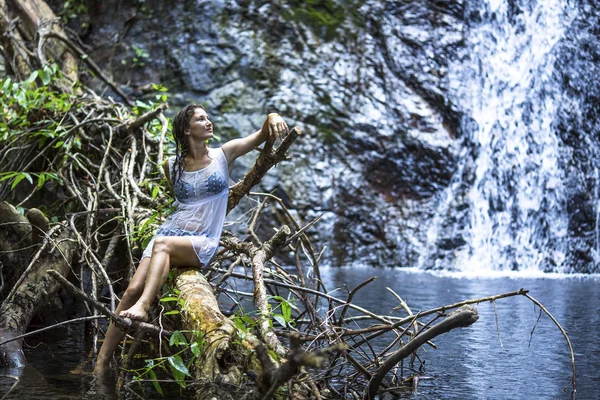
[429,0,577,273]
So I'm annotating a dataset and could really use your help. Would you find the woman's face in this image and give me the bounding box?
[185,108,213,142]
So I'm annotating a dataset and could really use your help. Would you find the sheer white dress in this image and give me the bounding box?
[141,147,229,265]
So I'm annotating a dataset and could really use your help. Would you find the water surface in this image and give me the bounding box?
[1,269,598,399]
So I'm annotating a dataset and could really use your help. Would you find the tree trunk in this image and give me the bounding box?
[0,203,76,367]
[175,269,263,399]
[0,0,77,81]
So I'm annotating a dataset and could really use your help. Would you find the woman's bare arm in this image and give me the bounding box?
[221,113,288,165]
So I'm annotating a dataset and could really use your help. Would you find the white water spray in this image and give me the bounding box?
[428,0,577,273]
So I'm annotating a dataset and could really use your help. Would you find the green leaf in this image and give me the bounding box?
[151,83,168,92]
[37,173,46,190]
[25,70,39,86]
[11,174,26,190]
[273,314,287,328]
[0,172,18,182]
[233,317,248,333]
[268,349,280,363]
[42,66,52,85]
[190,342,202,357]
[147,369,163,395]
[163,310,180,315]
[282,301,292,322]
[241,315,255,327]
[2,77,12,92]
[169,330,187,347]
[168,355,191,377]
[159,296,179,302]
[53,140,64,148]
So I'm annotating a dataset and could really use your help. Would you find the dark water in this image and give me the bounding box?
[320,268,600,400]
[1,269,599,399]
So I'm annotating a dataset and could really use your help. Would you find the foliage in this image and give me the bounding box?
[131,45,150,68]
[0,66,173,254]
[58,0,88,24]
[127,328,205,394]
[0,64,77,192]
[125,285,204,394]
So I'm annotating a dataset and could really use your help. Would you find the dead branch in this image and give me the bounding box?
[523,293,577,395]
[227,127,302,213]
[363,306,479,400]
[249,333,348,400]
[47,269,172,338]
[118,103,169,137]
[222,226,291,356]
[0,229,75,368]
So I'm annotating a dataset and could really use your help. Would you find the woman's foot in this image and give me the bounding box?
[119,303,149,322]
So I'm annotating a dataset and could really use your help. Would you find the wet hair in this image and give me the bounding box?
[171,104,205,186]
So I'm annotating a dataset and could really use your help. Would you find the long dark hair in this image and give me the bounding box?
[171,104,205,185]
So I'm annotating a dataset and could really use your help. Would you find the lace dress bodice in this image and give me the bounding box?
[141,147,229,265]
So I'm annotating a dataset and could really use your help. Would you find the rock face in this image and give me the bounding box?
[49,0,600,272]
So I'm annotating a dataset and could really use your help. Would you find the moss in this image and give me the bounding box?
[282,0,366,42]
[218,95,239,114]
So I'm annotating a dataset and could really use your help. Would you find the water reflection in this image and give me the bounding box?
[1,269,598,399]
[320,267,599,399]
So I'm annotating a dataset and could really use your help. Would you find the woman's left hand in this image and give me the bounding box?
[266,113,289,139]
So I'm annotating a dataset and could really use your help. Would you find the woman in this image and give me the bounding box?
[93,104,288,376]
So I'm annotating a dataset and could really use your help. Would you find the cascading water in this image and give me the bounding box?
[426,0,577,273]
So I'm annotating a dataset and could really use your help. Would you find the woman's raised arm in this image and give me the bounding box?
[221,113,288,165]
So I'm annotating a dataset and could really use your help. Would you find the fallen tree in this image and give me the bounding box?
[0,2,577,399]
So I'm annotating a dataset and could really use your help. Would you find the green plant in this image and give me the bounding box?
[127,329,204,394]
[268,295,296,328]
[0,64,78,191]
[132,45,150,67]
[59,0,88,24]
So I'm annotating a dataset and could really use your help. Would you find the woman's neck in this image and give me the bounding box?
[186,141,209,160]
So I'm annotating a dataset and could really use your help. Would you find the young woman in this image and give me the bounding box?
[93,104,288,376]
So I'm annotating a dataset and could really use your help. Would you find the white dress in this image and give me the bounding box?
[141,147,229,265]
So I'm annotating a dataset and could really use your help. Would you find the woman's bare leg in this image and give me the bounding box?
[119,236,201,322]
[93,257,151,377]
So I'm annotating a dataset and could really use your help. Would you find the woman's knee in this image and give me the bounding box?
[152,236,172,255]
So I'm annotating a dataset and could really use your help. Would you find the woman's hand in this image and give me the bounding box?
[265,113,289,139]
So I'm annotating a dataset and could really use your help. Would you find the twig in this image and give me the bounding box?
[0,315,105,347]
[492,300,503,347]
[37,30,133,106]
[118,103,169,136]
[0,375,19,400]
[523,293,576,397]
[363,306,479,400]
[3,225,62,305]
[338,277,378,325]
